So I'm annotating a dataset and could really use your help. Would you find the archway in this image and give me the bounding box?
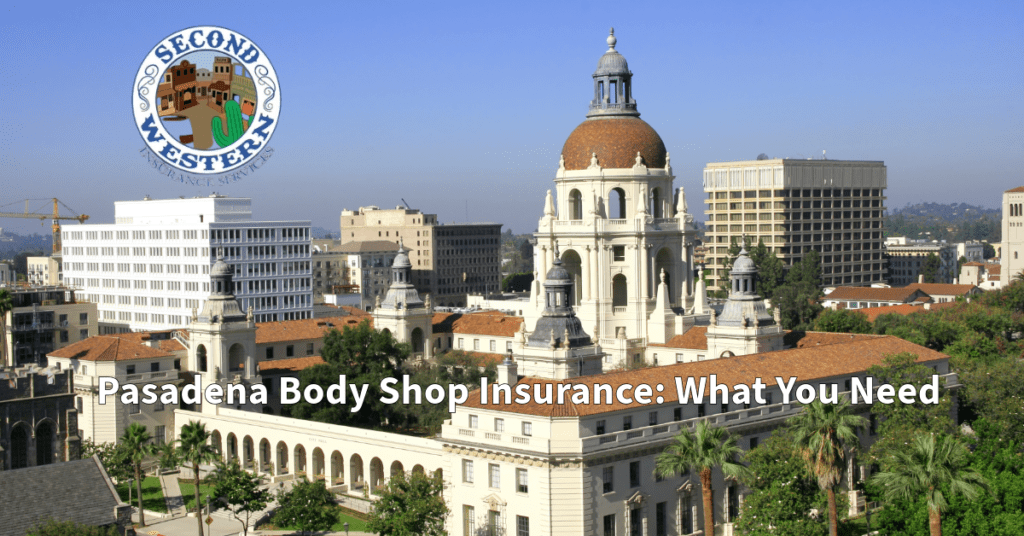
[331,451,345,485]
[10,423,29,469]
[350,454,364,490]
[610,187,626,219]
[568,189,583,220]
[612,274,628,308]
[412,464,425,476]
[390,460,404,479]
[243,436,254,470]
[411,327,424,353]
[226,433,238,463]
[210,430,223,458]
[35,420,56,466]
[260,439,272,474]
[197,344,208,372]
[294,444,307,476]
[369,457,385,493]
[313,448,325,481]
[560,249,583,306]
[276,441,288,474]
[650,187,663,218]
[228,343,245,373]
[655,247,675,303]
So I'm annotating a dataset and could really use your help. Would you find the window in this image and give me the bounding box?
[630,507,641,536]
[613,246,625,262]
[150,362,159,372]
[494,418,504,432]
[489,464,500,488]
[649,411,658,426]
[154,399,165,412]
[474,339,480,351]
[306,342,314,356]
[623,416,632,431]
[154,425,165,445]
[76,397,83,413]
[655,502,667,536]
[488,511,500,536]
[596,420,606,435]
[750,436,759,449]
[516,468,528,493]
[126,365,136,375]
[79,329,89,339]
[463,505,475,536]
[462,460,474,483]
[469,415,479,429]
[129,403,141,415]
[173,359,181,370]
[60,330,69,343]
[629,461,640,487]
[266,347,274,359]
[673,407,682,421]
[458,338,464,349]
[603,514,616,536]
[603,466,614,493]
[516,515,529,536]
[521,422,532,436]
[79,312,88,325]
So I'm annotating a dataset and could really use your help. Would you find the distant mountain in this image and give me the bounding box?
[886,202,1000,243]
[311,226,336,239]
[0,231,51,261]
[889,202,999,220]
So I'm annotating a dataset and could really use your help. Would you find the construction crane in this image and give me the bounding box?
[0,198,89,255]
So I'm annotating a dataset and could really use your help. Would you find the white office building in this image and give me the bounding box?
[61,195,313,332]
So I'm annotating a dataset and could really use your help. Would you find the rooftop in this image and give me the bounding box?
[904,283,979,296]
[257,355,326,375]
[49,336,175,362]
[255,316,372,344]
[825,286,928,302]
[432,311,524,337]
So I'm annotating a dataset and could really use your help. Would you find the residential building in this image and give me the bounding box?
[0,261,13,285]
[332,240,400,310]
[0,366,81,470]
[48,331,186,445]
[960,262,1002,290]
[3,287,97,367]
[339,206,502,307]
[1001,186,1024,285]
[822,285,931,310]
[60,195,313,332]
[903,282,982,303]
[885,237,958,285]
[703,158,887,291]
[26,256,61,286]
[0,455,133,536]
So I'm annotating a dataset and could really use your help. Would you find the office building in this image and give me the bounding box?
[60,195,313,332]
[702,158,887,291]
[26,256,61,286]
[3,287,97,367]
[885,237,957,285]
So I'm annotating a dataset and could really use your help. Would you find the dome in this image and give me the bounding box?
[211,258,232,277]
[561,116,667,171]
[545,258,571,282]
[732,255,756,273]
[393,241,411,268]
[595,51,629,76]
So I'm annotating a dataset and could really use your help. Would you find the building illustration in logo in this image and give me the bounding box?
[156,56,258,150]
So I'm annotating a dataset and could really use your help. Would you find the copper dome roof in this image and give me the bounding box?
[561,116,667,171]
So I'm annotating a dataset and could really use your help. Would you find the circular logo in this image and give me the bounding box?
[133,26,280,176]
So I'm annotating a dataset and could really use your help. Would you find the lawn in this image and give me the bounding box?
[264,506,369,532]
[177,479,216,512]
[116,476,167,513]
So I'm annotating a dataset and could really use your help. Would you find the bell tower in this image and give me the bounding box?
[373,241,433,363]
[705,244,784,359]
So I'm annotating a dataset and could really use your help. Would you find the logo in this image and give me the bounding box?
[133,26,280,184]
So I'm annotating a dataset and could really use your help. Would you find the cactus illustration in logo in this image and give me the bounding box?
[211,100,247,147]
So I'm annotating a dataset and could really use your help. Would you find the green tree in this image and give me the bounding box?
[734,429,834,536]
[178,420,219,536]
[655,420,749,536]
[871,433,987,536]
[501,272,533,292]
[749,238,785,300]
[788,399,866,536]
[156,441,180,472]
[921,253,942,283]
[26,519,120,536]
[0,288,11,367]
[957,358,1024,445]
[873,312,910,334]
[82,440,132,484]
[773,251,823,329]
[209,460,270,536]
[120,423,156,527]
[273,478,336,536]
[367,470,449,536]
[290,321,407,428]
[813,309,872,334]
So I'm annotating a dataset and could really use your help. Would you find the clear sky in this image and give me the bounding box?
[1,0,1021,236]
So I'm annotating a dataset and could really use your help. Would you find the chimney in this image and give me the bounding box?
[918,274,924,284]
[497,350,518,385]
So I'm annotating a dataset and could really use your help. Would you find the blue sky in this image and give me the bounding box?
[1,0,1021,236]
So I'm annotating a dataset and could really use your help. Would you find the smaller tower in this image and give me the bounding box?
[588,28,638,118]
[705,244,784,359]
[373,241,433,362]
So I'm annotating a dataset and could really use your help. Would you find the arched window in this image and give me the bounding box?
[197,344,208,372]
[610,188,626,219]
[568,189,583,220]
[612,274,628,307]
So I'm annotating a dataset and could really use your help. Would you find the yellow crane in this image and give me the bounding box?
[0,198,89,255]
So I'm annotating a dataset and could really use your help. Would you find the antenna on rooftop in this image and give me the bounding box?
[823,150,827,160]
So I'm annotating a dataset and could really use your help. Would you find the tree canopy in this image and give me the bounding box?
[367,471,449,536]
[273,479,336,536]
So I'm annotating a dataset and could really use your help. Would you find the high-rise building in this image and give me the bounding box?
[702,158,887,290]
[884,237,957,285]
[339,206,502,307]
[1001,186,1024,286]
[61,195,313,332]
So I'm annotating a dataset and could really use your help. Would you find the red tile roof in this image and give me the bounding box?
[986,264,1001,276]
[853,304,924,322]
[257,356,326,375]
[255,316,371,344]
[432,311,524,337]
[461,335,948,417]
[1005,186,1024,193]
[784,331,880,348]
[106,331,187,353]
[49,336,175,362]
[825,286,926,302]
[654,327,708,350]
[904,283,979,296]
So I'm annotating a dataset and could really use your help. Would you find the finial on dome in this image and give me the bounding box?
[607,28,616,51]
[739,235,749,256]
[399,237,405,250]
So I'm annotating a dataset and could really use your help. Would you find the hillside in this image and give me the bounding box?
[885,202,1000,243]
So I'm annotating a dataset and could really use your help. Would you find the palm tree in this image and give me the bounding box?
[655,419,749,535]
[120,423,156,527]
[0,288,12,367]
[871,433,987,536]
[156,441,180,473]
[179,420,219,536]
[788,399,866,536]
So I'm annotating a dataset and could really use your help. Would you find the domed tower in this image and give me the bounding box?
[705,244,783,359]
[533,29,697,364]
[187,253,258,409]
[373,241,433,362]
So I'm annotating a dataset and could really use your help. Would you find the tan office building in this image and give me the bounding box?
[702,158,887,290]
[339,206,502,306]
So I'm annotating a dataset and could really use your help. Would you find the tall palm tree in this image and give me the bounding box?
[655,419,749,535]
[788,399,866,536]
[121,423,156,527]
[0,288,12,367]
[179,420,219,536]
[871,433,987,536]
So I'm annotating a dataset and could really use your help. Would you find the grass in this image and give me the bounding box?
[116,476,167,513]
[263,506,369,532]
[177,479,216,512]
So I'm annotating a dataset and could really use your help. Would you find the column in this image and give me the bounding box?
[639,242,649,300]
[589,245,598,300]
[538,246,548,283]
[582,246,591,301]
